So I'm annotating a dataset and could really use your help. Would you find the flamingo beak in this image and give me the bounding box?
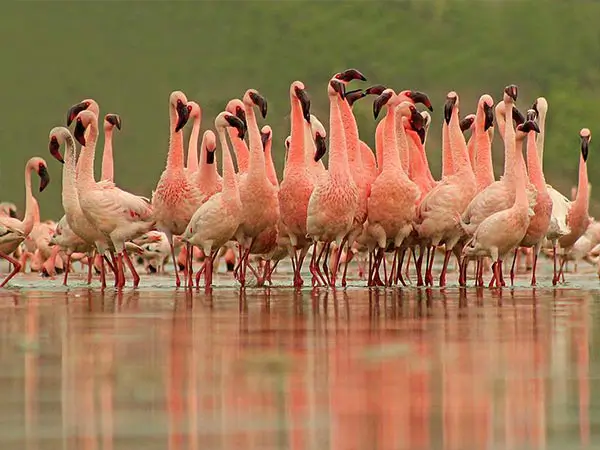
[364,85,387,96]
[409,106,424,130]
[581,135,590,162]
[66,102,89,126]
[444,97,456,124]
[225,115,246,140]
[49,136,64,164]
[373,91,393,119]
[335,69,367,82]
[483,104,494,130]
[235,107,247,134]
[106,114,122,130]
[512,107,526,126]
[38,165,50,192]
[175,102,190,132]
[314,134,327,162]
[249,91,268,118]
[459,116,475,132]
[295,87,311,123]
[330,80,346,100]
[260,131,271,151]
[410,91,434,112]
[521,120,540,134]
[504,84,518,101]
[417,127,426,144]
[206,149,216,165]
[526,108,537,122]
[74,120,86,146]
[345,89,367,107]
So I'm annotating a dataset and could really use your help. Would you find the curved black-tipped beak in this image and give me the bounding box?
[512,107,525,126]
[373,91,393,119]
[526,109,537,122]
[409,106,424,131]
[345,89,367,107]
[249,91,268,118]
[335,68,367,82]
[74,120,86,146]
[444,97,456,125]
[520,120,540,134]
[459,116,475,132]
[260,130,271,151]
[106,114,122,130]
[66,102,89,126]
[483,103,494,130]
[225,115,246,140]
[581,136,590,162]
[410,91,434,112]
[504,84,518,101]
[417,127,426,144]
[314,134,327,162]
[234,107,247,134]
[175,102,190,132]
[8,209,17,219]
[330,80,346,99]
[49,136,64,164]
[532,99,539,116]
[295,87,311,123]
[364,84,387,96]
[206,149,216,165]
[38,165,50,192]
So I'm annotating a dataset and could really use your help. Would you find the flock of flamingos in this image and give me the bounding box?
[0,69,596,291]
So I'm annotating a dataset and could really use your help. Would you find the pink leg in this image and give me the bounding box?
[87,251,95,284]
[186,243,194,288]
[0,252,22,288]
[123,251,140,288]
[167,234,181,287]
[99,253,107,289]
[531,251,539,286]
[116,254,125,289]
[63,254,72,286]
[510,248,518,287]
[195,262,206,288]
[439,250,452,287]
[387,248,398,287]
[414,247,424,287]
[425,246,435,286]
[331,237,347,286]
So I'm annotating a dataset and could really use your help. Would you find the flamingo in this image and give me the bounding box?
[462,120,536,287]
[73,110,154,288]
[101,114,122,182]
[182,111,246,290]
[306,78,358,286]
[556,128,592,283]
[151,90,200,287]
[225,99,250,174]
[234,89,279,286]
[0,157,50,287]
[472,95,495,191]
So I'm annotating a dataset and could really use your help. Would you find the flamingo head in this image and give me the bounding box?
[532,97,548,118]
[503,84,518,103]
[291,82,311,123]
[334,68,367,83]
[0,202,18,219]
[526,108,538,122]
[244,89,268,118]
[512,107,526,126]
[310,114,327,162]
[214,111,246,139]
[225,99,247,136]
[104,114,122,131]
[30,157,50,192]
[169,91,190,132]
[399,90,434,112]
[66,99,99,126]
[420,111,431,129]
[373,88,395,119]
[260,125,272,152]
[516,120,540,142]
[478,95,495,131]
[444,92,459,125]
[459,114,475,132]
[48,126,72,164]
[188,101,201,120]
[73,110,97,146]
[344,89,367,107]
[363,85,387,97]
[328,79,346,100]
[580,128,592,162]
[398,102,424,132]
[202,130,217,165]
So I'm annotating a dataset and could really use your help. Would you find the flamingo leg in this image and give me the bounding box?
[498,259,506,286]
[186,243,194,288]
[87,251,95,284]
[509,248,518,287]
[63,254,72,286]
[531,252,539,286]
[122,251,140,288]
[425,246,435,286]
[321,242,332,286]
[99,252,107,289]
[387,248,398,287]
[439,250,452,287]
[116,253,126,289]
[110,251,119,288]
[166,232,181,287]
[404,249,411,281]
[331,237,348,286]
[0,252,22,288]
[195,261,206,288]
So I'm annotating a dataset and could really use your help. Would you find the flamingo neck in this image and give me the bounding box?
[514,137,528,209]
[526,130,546,191]
[441,121,454,178]
[187,115,201,173]
[448,105,471,173]
[375,120,384,174]
[265,143,278,187]
[394,109,410,171]
[339,99,363,170]
[381,106,402,172]
[166,105,185,173]
[62,134,81,215]
[101,128,114,182]
[218,128,238,196]
[467,132,476,169]
[573,154,589,214]
[244,104,267,179]
[197,147,218,190]
[227,129,249,174]
[475,107,494,186]
[78,121,99,186]
[22,164,36,236]
[287,96,307,170]
[502,102,518,183]
[302,121,314,169]
[328,96,350,181]
[407,129,435,186]
[536,109,546,170]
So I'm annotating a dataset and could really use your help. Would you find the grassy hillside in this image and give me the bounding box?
[1,0,599,219]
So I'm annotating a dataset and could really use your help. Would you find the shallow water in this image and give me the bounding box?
[1,267,599,449]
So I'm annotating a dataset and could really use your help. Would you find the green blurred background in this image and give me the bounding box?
[1,0,598,220]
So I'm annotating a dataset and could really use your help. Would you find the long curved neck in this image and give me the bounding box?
[287,95,307,170]
[328,95,350,181]
[265,142,278,187]
[536,108,547,170]
[502,102,517,182]
[394,109,410,172]
[467,132,476,169]
[475,107,494,186]
[217,128,238,196]
[526,131,546,190]
[187,115,200,172]
[166,105,185,173]
[514,137,528,209]
[197,147,218,189]
[441,121,454,178]
[227,130,249,174]
[78,121,99,186]
[302,121,314,169]
[448,105,471,174]
[375,120,384,174]
[22,164,36,236]
[382,106,402,173]
[339,99,363,170]
[573,153,589,215]
[407,129,435,185]
[101,127,114,182]
[244,103,266,179]
[62,134,81,215]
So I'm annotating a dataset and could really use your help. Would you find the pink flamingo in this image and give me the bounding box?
[185,101,202,175]
[0,157,50,287]
[306,78,359,286]
[182,112,246,291]
[416,91,477,287]
[510,108,552,285]
[305,114,327,181]
[195,130,222,202]
[151,91,200,287]
[261,125,278,188]
[556,129,592,283]
[74,110,154,288]
[472,95,495,191]
[225,99,250,174]
[462,120,536,287]
[101,114,122,182]
[234,89,279,286]
[367,90,421,286]
[279,81,313,287]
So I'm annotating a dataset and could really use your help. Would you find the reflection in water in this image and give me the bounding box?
[0,287,596,449]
